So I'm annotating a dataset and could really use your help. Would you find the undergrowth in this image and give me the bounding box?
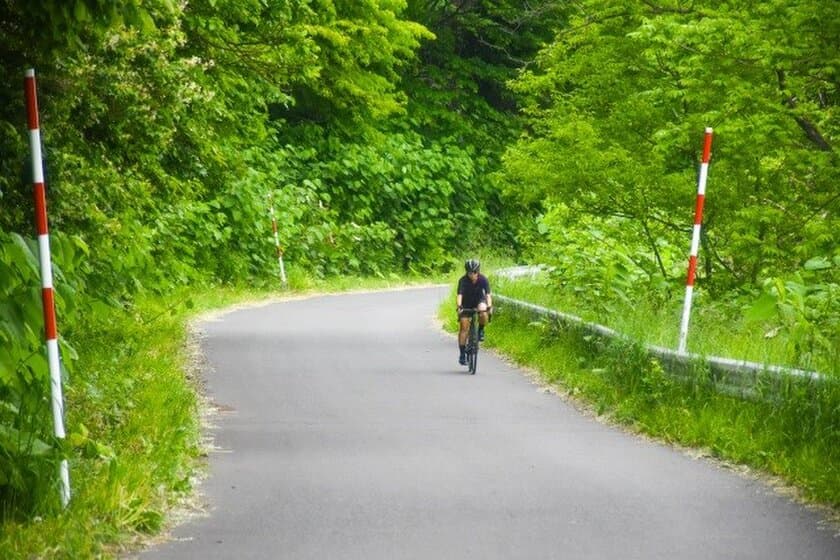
[493,273,839,378]
[0,290,203,558]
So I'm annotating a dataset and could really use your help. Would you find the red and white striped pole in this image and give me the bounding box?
[678,127,714,354]
[25,69,71,507]
[268,193,287,288]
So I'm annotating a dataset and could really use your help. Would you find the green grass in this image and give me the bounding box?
[0,272,448,559]
[492,271,838,377]
[0,290,200,558]
[440,273,840,509]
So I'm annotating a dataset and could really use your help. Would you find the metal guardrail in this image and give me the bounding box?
[492,286,828,400]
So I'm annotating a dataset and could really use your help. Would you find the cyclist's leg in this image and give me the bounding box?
[477,302,488,340]
[458,315,471,345]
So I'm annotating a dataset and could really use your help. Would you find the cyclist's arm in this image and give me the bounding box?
[456,293,463,311]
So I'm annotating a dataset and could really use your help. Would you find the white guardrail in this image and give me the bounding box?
[493,267,828,400]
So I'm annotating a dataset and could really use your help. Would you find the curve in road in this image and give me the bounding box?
[140,287,838,559]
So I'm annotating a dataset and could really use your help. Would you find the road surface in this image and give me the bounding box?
[140,286,838,559]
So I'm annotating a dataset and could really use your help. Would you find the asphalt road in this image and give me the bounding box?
[140,286,838,559]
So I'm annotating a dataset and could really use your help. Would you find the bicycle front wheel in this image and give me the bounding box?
[468,321,479,375]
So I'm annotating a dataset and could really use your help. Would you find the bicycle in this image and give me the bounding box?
[460,307,481,375]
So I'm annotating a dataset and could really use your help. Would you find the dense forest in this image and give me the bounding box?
[0,0,837,529]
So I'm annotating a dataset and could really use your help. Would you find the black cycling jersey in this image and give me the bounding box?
[458,273,490,309]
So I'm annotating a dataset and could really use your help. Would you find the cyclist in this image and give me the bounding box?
[456,259,492,365]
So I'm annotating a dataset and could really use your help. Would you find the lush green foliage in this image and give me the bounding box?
[1,0,538,530]
[496,268,838,378]
[498,0,839,362]
[274,127,486,275]
[403,0,567,248]
[2,0,838,551]
[748,256,840,372]
[0,290,199,557]
[0,233,87,512]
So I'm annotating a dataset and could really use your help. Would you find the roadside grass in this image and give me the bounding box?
[438,277,840,509]
[492,273,838,378]
[0,272,448,559]
[0,289,202,559]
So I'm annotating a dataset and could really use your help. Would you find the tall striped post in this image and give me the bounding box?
[268,193,287,288]
[25,69,71,507]
[678,127,714,354]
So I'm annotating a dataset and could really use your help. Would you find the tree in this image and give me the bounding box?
[502,0,840,289]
